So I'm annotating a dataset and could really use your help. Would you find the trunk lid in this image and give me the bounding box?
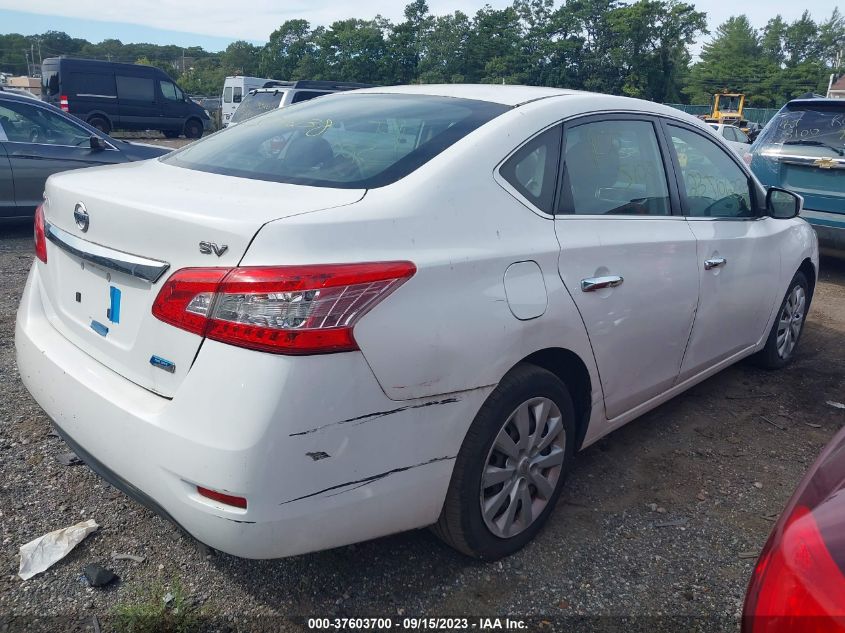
[40,159,364,397]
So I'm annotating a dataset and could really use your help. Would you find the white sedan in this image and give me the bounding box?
[708,122,752,157]
[16,85,818,560]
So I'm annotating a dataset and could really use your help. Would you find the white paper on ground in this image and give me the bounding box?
[18,519,99,580]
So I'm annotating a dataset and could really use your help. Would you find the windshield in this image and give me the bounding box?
[754,103,845,158]
[163,93,508,188]
[230,90,285,124]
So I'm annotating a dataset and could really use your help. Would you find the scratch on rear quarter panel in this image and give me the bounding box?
[279,455,456,505]
[288,398,459,437]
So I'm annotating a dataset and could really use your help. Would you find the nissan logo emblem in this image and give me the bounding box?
[73,203,89,232]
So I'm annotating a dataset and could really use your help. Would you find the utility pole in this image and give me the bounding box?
[24,49,31,76]
[30,44,36,76]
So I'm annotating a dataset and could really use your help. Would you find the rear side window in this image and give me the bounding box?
[70,72,116,97]
[499,126,561,213]
[223,87,232,103]
[755,104,845,159]
[116,76,154,101]
[292,90,330,104]
[230,91,285,124]
[560,119,671,215]
[163,93,508,189]
[233,87,243,103]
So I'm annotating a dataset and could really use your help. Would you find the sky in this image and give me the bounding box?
[0,0,839,54]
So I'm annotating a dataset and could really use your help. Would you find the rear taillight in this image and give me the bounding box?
[59,95,69,112]
[743,504,845,632]
[152,262,415,354]
[34,204,47,263]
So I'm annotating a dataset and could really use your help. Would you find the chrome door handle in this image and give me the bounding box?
[704,257,727,270]
[581,275,624,292]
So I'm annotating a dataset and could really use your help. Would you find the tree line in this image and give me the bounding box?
[1,1,842,108]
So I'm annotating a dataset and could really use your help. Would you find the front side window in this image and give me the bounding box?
[223,86,232,103]
[116,76,154,101]
[160,81,178,101]
[0,102,90,146]
[499,125,561,213]
[163,93,507,188]
[560,119,670,215]
[668,125,753,218]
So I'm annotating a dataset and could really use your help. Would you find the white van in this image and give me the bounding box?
[221,76,274,127]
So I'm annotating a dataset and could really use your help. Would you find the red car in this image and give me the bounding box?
[743,424,845,632]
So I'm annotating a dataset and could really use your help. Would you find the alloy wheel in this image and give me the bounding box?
[776,284,806,359]
[480,397,566,539]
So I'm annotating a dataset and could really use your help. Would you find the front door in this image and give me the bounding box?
[554,116,700,420]
[662,122,783,381]
[0,137,16,219]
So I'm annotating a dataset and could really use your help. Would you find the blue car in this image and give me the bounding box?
[749,98,845,252]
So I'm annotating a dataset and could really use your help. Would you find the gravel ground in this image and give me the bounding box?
[1,219,843,632]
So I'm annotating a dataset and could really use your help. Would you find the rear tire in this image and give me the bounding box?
[88,116,111,135]
[163,130,180,139]
[754,271,809,369]
[434,363,575,559]
[184,118,203,139]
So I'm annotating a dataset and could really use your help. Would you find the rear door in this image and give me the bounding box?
[0,134,16,219]
[554,114,699,420]
[0,99,121,213]
[115,73,159,130]
[662,121,783,380]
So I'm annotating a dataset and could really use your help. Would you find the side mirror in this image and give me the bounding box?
[766,187,802,219]
[89,135,105,152]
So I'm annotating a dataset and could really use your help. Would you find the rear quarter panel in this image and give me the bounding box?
[240,98,603,404]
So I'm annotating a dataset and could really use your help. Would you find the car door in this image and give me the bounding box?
[661,121,784,381]
[0,129,16,219]
[158,79,185,131]
[115,74,158,130]
[0,99,119,214]
[553,115,700,420]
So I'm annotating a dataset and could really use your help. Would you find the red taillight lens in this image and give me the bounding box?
[34,204,47,263]
[196,486,247,509]
[152,262,416,354]
[743,505,845,632]
[59,95,69,112]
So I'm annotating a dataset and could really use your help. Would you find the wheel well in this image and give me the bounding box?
[520,348,593,450]
[87,113,110,125]
[798,258,816,302]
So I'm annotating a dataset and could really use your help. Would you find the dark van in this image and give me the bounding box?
[40,57,211,138]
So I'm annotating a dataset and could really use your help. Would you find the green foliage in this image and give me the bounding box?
[686,10,843,107]
[112,580,200,633]
[1,1,842,106]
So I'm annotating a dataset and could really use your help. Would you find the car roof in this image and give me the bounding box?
[351,84,579,106]
[0,90,47,105]
[787,98,845,107]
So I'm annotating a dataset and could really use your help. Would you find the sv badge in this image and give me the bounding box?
[199,241,229,257]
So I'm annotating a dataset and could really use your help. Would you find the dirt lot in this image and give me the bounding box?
[0,218,843,632]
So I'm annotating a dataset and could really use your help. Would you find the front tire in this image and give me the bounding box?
[755,271,809,369]
[434,364,575,559]
[184,118,203,139]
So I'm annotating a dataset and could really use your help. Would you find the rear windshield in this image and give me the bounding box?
[163,93,508,188]
[230,90,285,124]
[755,103,845,158]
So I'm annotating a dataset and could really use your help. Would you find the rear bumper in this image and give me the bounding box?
[16,264,487,558]
[802,209,845,252]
